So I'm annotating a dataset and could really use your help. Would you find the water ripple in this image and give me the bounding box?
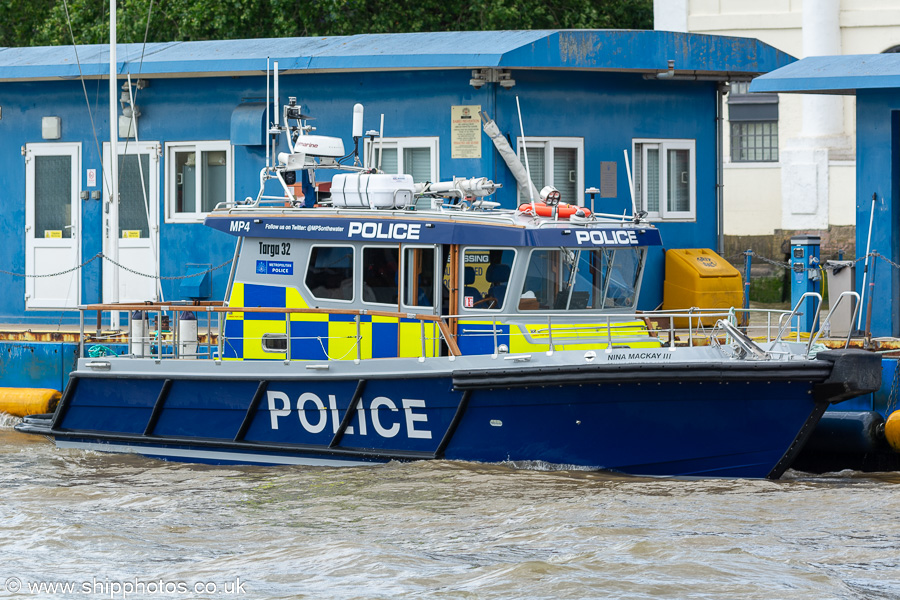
[0,430,898,598]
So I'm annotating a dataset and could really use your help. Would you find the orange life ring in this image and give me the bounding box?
[518,202,591,218]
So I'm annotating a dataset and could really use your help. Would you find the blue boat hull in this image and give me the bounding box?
[19,350,881,478]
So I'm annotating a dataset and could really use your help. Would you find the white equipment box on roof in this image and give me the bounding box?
[331,173,415,209]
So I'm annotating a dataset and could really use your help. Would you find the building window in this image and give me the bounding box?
[632,139,696,221]
[165,141,232,222]
[365,137,439,183]
[728,81,779,162]
[516,137,584,205]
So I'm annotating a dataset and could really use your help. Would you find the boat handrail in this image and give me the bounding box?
[76,301,847,364]
[83,303,444,320]
[77,303,461,361]
[772,292,823,346]
[808,290,861,352]
[452,307,797,354]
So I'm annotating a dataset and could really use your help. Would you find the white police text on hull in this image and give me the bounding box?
[267,391,432,440]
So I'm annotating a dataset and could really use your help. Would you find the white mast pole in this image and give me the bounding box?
[109,0,120,320]
[378,114,384,171]
[623,148,637,217]
[515,96,536,215]
[857,193,877,330]
[273,61,279,127]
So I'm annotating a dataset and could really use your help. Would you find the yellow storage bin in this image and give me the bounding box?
[662,248,742,328]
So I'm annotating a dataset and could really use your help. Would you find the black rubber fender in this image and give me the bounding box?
[813,349,883,404]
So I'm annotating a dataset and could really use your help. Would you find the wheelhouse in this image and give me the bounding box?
[206,210,662,361]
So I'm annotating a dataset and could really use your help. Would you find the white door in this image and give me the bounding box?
[24,143,82,309]
[102,142,160,303]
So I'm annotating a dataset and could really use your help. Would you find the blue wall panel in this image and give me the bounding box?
[0,342,78,390]
[855,90,899,337]
[0,67,720,320]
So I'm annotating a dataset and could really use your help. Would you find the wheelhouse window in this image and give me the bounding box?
[728,81,779,163]
[461,248,515,311]
[362,246,399,305]
[364,137,439,183]
[305,246,354,301]
[516,137,584,205]
[519,247,644,311]
[165,141,232,222]
[632,139,696,221]
[402,247,436,308]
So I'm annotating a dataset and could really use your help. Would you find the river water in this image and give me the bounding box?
[0,416,898,600]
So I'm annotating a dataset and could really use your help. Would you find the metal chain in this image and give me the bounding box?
[873,251,900,272]
[100,255,233,280]
[5,248,893,281]
[0,252,104,278]
[0,253,231,281]
[747,251,790,270]
[741,250,875,273]
[889,356,900,415]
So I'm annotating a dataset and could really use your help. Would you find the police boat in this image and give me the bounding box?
[16,98,881,479]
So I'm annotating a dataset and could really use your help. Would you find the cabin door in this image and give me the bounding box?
[24,143,82,309]
[102,142,160,303]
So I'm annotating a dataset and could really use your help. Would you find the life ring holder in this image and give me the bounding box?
[517,202,592,219]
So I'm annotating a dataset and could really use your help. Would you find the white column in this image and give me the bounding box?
[802,0,843,138]
[653,0,688,32]
[781,0,848,231]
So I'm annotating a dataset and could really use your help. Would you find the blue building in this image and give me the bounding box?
[0,30,792,334]
[752,54,900,338]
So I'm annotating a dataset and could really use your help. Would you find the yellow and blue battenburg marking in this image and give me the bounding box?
[224,283,440,361]
[456,319,661,354]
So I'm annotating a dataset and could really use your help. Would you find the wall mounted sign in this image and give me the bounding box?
[451,105,481,159]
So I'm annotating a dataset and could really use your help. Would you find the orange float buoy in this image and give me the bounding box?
[885,410,900,453]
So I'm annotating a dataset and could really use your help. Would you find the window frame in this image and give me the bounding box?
[515,137,585,206]
[261,332,289,353]
[459,246,517,312]
[363,137,440,183]
[632,138,696,222]
[164,140,233,224]
[361,243,400,307]
[730,121,779,163]
[400,244,440,311]
[303,243,356,304]
[728,81,779,163]
[517,247,645,313]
